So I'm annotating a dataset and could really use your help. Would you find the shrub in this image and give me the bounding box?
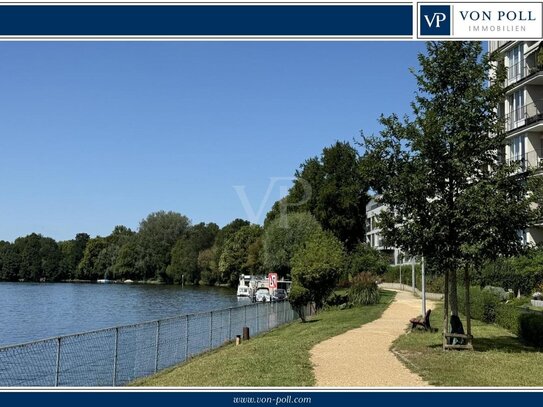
[325,293,349,307]
[348,272,380,305]
[458,286,502,323]
[518,312,543,348]
[288,284,311,322]
[344,244,389,280]
[495,303,521,335]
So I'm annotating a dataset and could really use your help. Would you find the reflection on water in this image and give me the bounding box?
[0,282,237,346]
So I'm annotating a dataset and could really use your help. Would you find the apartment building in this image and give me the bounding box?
[490,40,543,245]
[365,198,410,266]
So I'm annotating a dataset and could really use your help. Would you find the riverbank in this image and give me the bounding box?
[132,290,396,386]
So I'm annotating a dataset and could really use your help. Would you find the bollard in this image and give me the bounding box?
[242,326,250,341]
[236,335,241,345]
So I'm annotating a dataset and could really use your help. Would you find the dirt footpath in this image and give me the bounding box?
[310,290,435,387]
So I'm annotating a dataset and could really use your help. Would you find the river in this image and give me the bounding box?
[0,282,241,347]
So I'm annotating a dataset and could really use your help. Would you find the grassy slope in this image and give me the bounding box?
[132,290,395,387]
[392,305,543,386]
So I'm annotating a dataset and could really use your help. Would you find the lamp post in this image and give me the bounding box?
[421,256,427,316]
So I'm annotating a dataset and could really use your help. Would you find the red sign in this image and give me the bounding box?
[268,273,278,289]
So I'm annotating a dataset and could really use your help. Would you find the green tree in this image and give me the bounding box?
[291,230,345,309]
[76,237,109,280]
[344,243,389,281]
[59,233,90,280]
[262,211,322,276]
[138,211,191,280]
[0,243,20,281]
[362,42,534,321]
[219,224,262,286]
[166,222,219,284]
[198,247,218,286]
[268,141,369,250]
[113,236,146,280]
[39,237,61,281]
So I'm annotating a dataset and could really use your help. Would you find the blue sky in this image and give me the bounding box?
[0,41,427,242]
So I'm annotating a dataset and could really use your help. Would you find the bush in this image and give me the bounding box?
[325,293,349,307]
[288,285,311,322]
[475,250,543,295]
[519,312,543,348]
[348,272,380,305]
[344,244,389,280]
[495,303,521,335]
[458,286,502,323]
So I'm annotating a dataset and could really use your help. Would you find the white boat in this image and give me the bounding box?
[237,274,292,300]
[97,279,110,284]
[236,274,266,298]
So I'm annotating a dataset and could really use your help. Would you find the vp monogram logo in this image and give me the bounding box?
[424,12,447,28]
[420,5,451,36]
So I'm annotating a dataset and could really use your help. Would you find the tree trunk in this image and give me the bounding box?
[464,266,472,338]
[449,268,459,316]
[443,268,449,349]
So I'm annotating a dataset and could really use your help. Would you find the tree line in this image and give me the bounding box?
[0,141,373,288]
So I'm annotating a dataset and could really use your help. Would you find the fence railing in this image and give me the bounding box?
[0,300,309,387]
[504,99,543,132]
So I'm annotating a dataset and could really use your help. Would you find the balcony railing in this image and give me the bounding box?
[505,53,542,86]
[504,99,543,132]
[507,149,543,172]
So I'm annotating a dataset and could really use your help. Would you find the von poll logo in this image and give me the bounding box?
[420,5,451,36]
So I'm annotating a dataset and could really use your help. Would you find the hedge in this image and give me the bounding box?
[459,286,543,348]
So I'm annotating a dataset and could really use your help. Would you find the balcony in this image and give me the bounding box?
[507,149,543,172]
[505,53,543,87]
[504,99,543,132]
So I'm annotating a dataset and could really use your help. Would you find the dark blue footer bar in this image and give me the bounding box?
[1,392,542,407]
[0,5,412,37]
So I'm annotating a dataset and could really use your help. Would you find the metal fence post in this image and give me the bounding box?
[228,308,232,340]
[112,327,119,386]
[185,315,190,360]
[55,337,61,387]
[256,302,260,333]
[154,320,160,374]
[209,311,213,350]
[266,302,270,330]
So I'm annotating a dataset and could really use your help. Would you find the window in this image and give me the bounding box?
[507,44,524,84]
[510,135,525,162]
[509,90,525,130]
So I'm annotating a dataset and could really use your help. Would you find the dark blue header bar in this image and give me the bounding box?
[0,5,413,37]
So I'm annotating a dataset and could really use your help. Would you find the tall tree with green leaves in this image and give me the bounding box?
[362,41,536,323]
[218,224,262,286]
[267,141,369,250]
[262,211,322,276]
[138,211,191,280]
[291,230,345,309]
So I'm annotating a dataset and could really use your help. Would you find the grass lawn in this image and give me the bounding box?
[132,290,395,387]
[392,305,543,386]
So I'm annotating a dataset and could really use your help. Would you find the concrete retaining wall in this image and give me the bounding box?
[379,282,444,301]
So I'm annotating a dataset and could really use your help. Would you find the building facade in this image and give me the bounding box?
[365,198,410,266]
[490,40,543,245]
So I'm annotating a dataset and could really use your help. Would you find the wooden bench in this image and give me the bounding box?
[409,309,432,331]
[443,332,474,350]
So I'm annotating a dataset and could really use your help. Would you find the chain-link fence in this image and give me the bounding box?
[0,300,311,387]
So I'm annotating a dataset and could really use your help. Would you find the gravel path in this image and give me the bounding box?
[310,290,435,387]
